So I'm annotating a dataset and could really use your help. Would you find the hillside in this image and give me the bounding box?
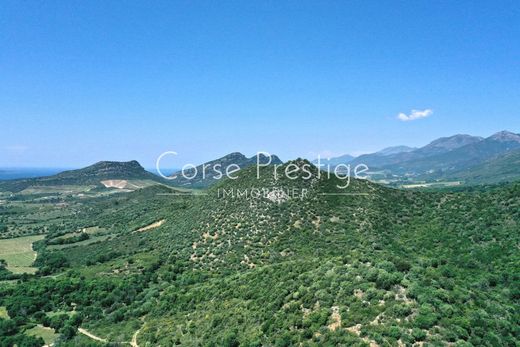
[168,152,283,188]
[0,161,165,193]
[0,160,518,346]
[440,149,520,185]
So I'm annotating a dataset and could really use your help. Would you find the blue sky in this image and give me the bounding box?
[1,1,519,168]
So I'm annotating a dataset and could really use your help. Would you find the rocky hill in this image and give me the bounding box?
[0,160,164,192]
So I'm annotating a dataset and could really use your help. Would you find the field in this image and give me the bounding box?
[20,185,95,195]
[0,235,45,273]
[401,181,462,189]
[47,234,111,250]
[25,325,58,345]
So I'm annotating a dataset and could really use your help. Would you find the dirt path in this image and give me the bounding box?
[131,328,141,347]
[135,219,165,232]
[78,328,107,343]
[328,306,341,331]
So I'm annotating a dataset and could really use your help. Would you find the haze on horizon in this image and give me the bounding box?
[1,1,519,168]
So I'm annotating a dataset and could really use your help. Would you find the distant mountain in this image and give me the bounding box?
[349,152,410,169]
[349,148,423,169]
[0,160,163,192]
[376,146,416,156]
[311,154,355,168]
[488,130,520,142]
[168,152,283,188]
[417,134,483,155]
[385,131,520,176]
[348,132,508,171]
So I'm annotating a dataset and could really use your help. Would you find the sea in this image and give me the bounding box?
[0,167,178,181]
[0,168,70,181]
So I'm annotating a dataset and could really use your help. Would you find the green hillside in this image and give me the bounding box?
[442,149,520,185]
[0,161,518,346]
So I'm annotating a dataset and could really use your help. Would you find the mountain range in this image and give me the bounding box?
[0,153,284,193]
[1,130,519,192]
[315,130,520,186]
[382,131,520,176]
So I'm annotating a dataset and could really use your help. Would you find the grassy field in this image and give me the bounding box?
[20,185,95,195]
[401,181,462,189]
[25,325,58,345]
[0,235,45,273]
[47,234,111,250]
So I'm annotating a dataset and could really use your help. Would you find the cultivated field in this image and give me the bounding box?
[0,235,45,273]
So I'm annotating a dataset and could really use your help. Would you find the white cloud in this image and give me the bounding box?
[397,109,433,121]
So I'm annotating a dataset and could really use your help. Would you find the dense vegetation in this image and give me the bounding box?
[0,161,518,346]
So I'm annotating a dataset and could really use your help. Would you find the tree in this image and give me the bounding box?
[60,324,77,340]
